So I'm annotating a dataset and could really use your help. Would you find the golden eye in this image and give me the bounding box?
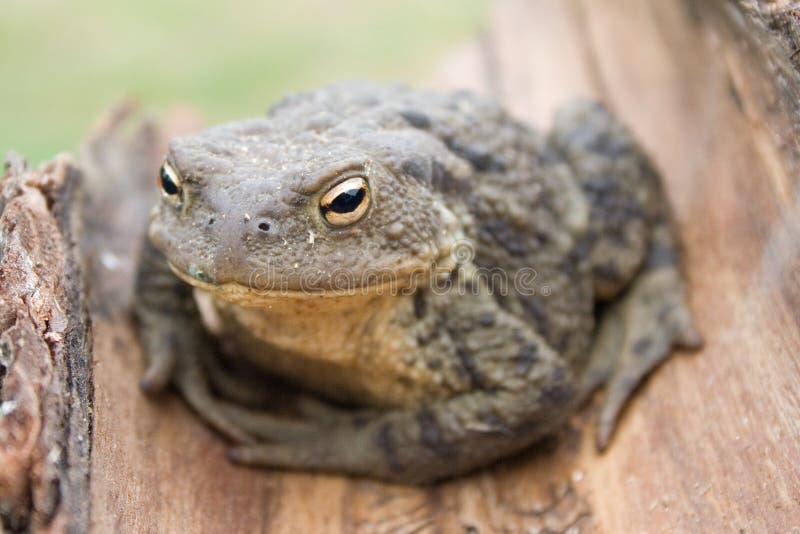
[320,177,370,226]
[159,161,182,205]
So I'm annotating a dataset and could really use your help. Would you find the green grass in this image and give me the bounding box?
[0,0,487,164]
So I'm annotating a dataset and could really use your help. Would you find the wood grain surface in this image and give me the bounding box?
[10,0,797,532]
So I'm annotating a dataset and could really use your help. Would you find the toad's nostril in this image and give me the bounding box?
[257,220,271,233]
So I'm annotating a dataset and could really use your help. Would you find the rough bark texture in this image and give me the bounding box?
[742,1,800,69]
[2,0,800,532]
[0,156,92,533]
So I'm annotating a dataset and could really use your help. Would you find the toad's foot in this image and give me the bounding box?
[198,350,362,423]
[142,344,256,445]
[216,398,377,442]
[224,400,521,485]
[139,313,356,445]
[581,225,702,450]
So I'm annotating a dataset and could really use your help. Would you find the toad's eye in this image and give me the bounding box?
[320,176,370,227]
[159,162,182,204]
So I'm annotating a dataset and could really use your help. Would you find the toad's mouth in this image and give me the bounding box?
[167,256,456,306]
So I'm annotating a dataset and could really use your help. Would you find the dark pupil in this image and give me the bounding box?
[160,166,180,195]
[328,187,364,213]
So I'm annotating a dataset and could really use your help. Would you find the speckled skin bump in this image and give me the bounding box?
[135,81,701,484]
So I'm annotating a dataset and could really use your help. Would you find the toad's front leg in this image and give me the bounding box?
[136,238,258,443]
[136,239,358,444]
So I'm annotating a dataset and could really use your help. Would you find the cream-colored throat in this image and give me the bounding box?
[194,289,398,365]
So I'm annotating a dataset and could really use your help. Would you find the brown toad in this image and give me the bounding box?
[136,81,701,483]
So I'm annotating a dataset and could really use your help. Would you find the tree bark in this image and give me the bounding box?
[0,155,91,533]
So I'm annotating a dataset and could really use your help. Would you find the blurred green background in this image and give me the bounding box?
[1,0,487,164]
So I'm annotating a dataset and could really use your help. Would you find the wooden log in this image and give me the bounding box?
[2,0,799,531]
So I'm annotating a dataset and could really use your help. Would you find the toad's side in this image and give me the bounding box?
[135,82,700,483]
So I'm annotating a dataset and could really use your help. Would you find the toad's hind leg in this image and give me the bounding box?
[551,101,702,449]
[227,288,578,484]
[581,221,702,449]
